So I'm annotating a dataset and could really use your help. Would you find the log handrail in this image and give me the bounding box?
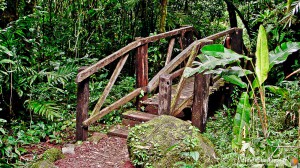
[76,26,242,140]
[76,26,195,83]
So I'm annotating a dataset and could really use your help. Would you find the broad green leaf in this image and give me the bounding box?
[183,44,251,78]
[269,42,300,70]
[255,25,269,86]
[264,85,289,98]
[0,128,6,134]
[201,44,251,60]
[232,92,251,149]
[222,75,247,88]
[249,78,260,98]
[0,59,15,64]
[205,66,253,77]
[0,46,13,56]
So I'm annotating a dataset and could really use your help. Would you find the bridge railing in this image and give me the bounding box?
[75,26,198,140]
[75,26,243,140]
[157,28,243,132]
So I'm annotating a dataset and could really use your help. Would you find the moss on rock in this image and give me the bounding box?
[127,115,218,167]
[30,160,56,168]
[29,148,64,168]
[42,148,64,162]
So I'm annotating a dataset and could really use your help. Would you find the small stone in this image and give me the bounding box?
[62,144,75,155]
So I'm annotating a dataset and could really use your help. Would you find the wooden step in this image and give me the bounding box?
[107,126,129,138]
[123,110,158,122]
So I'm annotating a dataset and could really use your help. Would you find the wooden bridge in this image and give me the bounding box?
[75,26,243,140]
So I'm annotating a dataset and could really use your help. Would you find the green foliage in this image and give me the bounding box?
[183,44,250,77]
[0,118,75,166]
[90,76,136,125]
[269,42,300,69]
[204,98,299,167]
[184,25,300,153]
[26,100,61,121]
[255,25,269,86]
[232,92,251,149]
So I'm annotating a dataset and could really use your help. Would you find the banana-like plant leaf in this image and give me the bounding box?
[249,78,260,98]
[265,85,289,98]
[201,44,251,60]
[255,25,269,86]
[269,42,300,70]
[232,92,251,149]
[183,45,251,78]
[222,75,247,88]
[205,66,253,77]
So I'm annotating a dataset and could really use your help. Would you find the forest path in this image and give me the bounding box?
[55,135,132,168]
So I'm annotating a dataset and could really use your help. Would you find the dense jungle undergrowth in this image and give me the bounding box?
[0,0,300,167]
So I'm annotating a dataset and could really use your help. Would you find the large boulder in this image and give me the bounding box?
[127,115,217,167]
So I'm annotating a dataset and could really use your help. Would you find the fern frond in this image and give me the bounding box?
[40,64,76,87]
[26,100,62,121]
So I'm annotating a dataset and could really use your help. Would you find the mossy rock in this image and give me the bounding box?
[30,160,56,168]
[127,115,218,167]
[29,148,64,168]
[42,148,64,162]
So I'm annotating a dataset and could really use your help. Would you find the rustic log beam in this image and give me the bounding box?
[172,96,193,117]
[135,44,149,110]
[165,38,175,66]
[76,26,194,83]
[82,88,143,127]
[76,67,89,141]
[169,68,184,79]
[170,44,200,115]
[179,36,184,51]
[140,26,194,44]
[76,27,234,83]
[170,39,212,116]
[205,28,236,41]
[192,73,211,132]
[158,74,172,115]
[147,40,199,92]
[76,41,141,83]
[91,54,129,116]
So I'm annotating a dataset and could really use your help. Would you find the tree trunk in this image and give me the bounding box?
[159,0,168,33]
[224,0,237,28]
[141,0,149,37]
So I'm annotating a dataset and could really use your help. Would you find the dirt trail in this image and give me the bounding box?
[55,136,132,168]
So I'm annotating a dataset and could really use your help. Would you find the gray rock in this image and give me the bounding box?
[127,115,218,167]
[62,144,75,155]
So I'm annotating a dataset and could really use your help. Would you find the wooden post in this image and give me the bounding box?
[230,28,243,54]
[158,74,172,115]
[135,43,148,110]
[76,67,89,141]
[185,31,194,47]
[192,73,211,132]
[225,28,243,107]
[180,30,194,50]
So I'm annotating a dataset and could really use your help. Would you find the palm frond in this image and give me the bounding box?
[26,100,62,121]
[40,64,77,87]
